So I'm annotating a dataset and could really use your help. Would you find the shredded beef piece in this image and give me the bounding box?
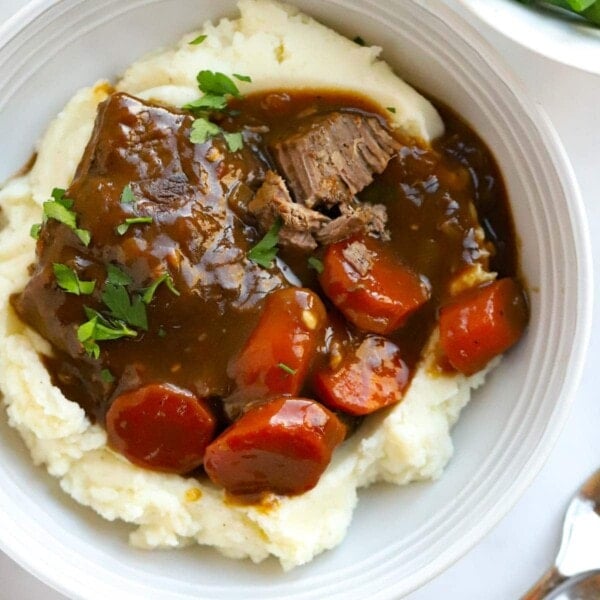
[315,203,389,245]
[278,229,319,252]
[351,203,389,240]
[314,212,364,246]
[246,110,399,251]
[250,171,390,251]
[248,171,330,251]
[341,241,375,277]
[270,111,401,209]
[249,171,329,232]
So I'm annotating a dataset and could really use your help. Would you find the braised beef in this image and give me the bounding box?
[270,111,401,208]
[249,170,389,251]
[13,93,285,420]
[315,202,389,246]
[248,171,328,251]
[341,241,375,277]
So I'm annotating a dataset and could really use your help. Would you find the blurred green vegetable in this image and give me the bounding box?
[517,0,600,25]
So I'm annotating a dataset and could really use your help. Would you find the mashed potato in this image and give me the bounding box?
[0,0,494,570]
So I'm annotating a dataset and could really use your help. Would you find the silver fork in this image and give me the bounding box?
[522,470,600,599]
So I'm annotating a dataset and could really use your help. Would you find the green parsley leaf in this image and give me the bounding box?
[248,219,282,268]
[94,319,137,340]
[83,306,113,328]
[83,306,99,319]
[77,316,100,359]
[100,368,115,383]
[106,264,133,286]
[83,339,100,359]
[77,310,138,358]
[387,107,397,114]
[30,223,42,240]
[53,263,96,296]
[183,94,229,112]
[120,184,136,204]
[43,196,91,247]
[141,273,180,304]
[190,117,221,144]
[223,131,244,152]
[233,73,252,82]
[79,338,99,358]
[277,362,297,375]
[353,35,366,46]
[51,188,73,208]
[43,200,76,229]
[157,327,167,338]
[75,228,91,246]
[196,70,241,98]
[101,283,148,330]
[307,256,324,274]
[77,316,98,344]
[51,187,66,201]
[189,34,207,45]
[116,216,153,236]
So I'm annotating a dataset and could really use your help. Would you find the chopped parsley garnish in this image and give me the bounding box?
[106,264,133,286]
[51,187,72,207]
[75,228,91,246]
[186,70,248,149]
[77,309,137,359]
[223,132,244,152]
[248,219,282,268]
[30,223,42,240]
[43,199,76,228]
[387,107,397,114]
[77,321,101,359]
[101,282,148,330]
[120,184,136,204]
[53,263,96,296]
[196,70,241,98]
[76,265,152,358]
[184,95,229,111]
[190,117,221,144]
[190,118,244,151]
[41,189,91,246]
[277,362,297,375]
[116,216,153,236]
[100,368,115,383]
[189,34,207,45]
[141,273,180,304]
[307,256,324,274]
[353,35,366,46]
[157,327,167,339]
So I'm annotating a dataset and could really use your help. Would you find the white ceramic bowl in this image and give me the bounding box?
[457,0,600,74]
[0,1,593,598]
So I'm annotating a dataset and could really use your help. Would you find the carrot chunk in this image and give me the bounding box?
[106,383,216,474]
[229,288,327,400]
[204,397,346,496]
[319,236,430,334]
[314,335,410,416]
[439,278,528,375]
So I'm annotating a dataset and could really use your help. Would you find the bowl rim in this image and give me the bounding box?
[0,0,594,598]
[455,0,600,76]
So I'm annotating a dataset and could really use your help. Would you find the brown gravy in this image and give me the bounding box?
[12,89,517,436]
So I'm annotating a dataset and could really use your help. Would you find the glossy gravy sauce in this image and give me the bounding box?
[13,90,517,435]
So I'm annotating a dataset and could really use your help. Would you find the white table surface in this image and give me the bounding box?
[1,1,599,599]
